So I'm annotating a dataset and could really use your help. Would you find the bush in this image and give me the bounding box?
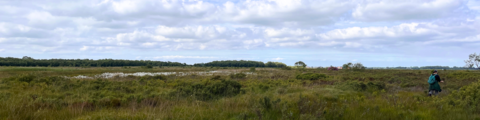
[295,73,327,80]
[250,67,256,72]
[443,81,480,111]
[152,75,167,80]
[340,81,385,92]
[140,75,167,80]
[327,66,338,71]
[173,80,242,100]
[230,73,247,79]
[17,74,36,83]
[211,75,222,80]
[281,66,292,70]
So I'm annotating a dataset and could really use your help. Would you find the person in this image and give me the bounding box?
[428,70,444,96]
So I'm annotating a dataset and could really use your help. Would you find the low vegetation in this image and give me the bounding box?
[0,66,480,119]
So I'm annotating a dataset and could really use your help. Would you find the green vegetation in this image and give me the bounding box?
[194,60,266,67]
[0,56,186,67]
[265,61,287,68]
[342,62,366,70]
[1,66,480,119]
[295,73,327,80]
[229,73,247,79]
[294,61,307,68]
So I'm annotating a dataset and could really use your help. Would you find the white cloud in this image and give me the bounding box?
[353,0,465,21]
[80,46,88,51]
[0,49,4,52]
[272,57,284,61]
[264,28,313,38]
[0,0,478,67]
[344,42,362,48]
[155,25,230,39]
[79,46,114,51]
[218,0,354,26]
[0,22,51,38]
[317,23,435,40]
[468,0,480,11]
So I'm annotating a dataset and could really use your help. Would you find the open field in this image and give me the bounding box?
[1,66,480,120]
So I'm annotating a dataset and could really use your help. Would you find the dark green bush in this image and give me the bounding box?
[211,75,222,80]
[340,81,385,91]
[139,75,167,80]
[151,75,166,80]
[259,96,280,111]
[281,66,292,70]
[17,74,36,83]
[250,67,256,72]
[174,80,242,100]
[295,73,327,80]
[230,73,247,79]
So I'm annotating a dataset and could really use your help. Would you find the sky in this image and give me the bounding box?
[0,0,479,67]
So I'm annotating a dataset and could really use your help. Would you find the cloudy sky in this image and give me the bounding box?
[1,0,479,67]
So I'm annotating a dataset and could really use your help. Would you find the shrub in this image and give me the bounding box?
[211,75,222,80]
[259,96,281,111]
[295,73,327,80]
[174,80,242,100]
[340,81,385,92]
[250,67,256,72]
[443,81,480,111]
[152,75,167,80]
[230,73,247,79]
[327,66,338,71]
[281,66,292,70]
[140,75,167,80]
[17,74,36,83]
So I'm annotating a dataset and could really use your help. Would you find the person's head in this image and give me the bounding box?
[433,70,438,74]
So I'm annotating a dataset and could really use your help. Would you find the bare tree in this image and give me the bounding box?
[465,53,480,70]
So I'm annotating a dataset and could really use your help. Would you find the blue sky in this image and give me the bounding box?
[0,0,479,67]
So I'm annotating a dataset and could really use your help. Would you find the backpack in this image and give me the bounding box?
[428,74,436,84]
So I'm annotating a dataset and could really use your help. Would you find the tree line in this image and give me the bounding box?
[0,57,289,68]
[3,53,478,69]
[194,60,286,67]
[0,56,186,67]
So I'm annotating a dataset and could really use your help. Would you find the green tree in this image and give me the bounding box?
[352,63,366,70]
[294,61,307,68]
[273,62,287,68]
[343,62,353,69]
[265,62,277,67]
[343,62,365,70]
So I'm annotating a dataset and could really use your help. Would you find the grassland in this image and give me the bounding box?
[1,66,480,120]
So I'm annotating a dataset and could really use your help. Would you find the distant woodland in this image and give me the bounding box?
[0,56,476,70]
[0,56,186,67]
[194,60,287,67]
